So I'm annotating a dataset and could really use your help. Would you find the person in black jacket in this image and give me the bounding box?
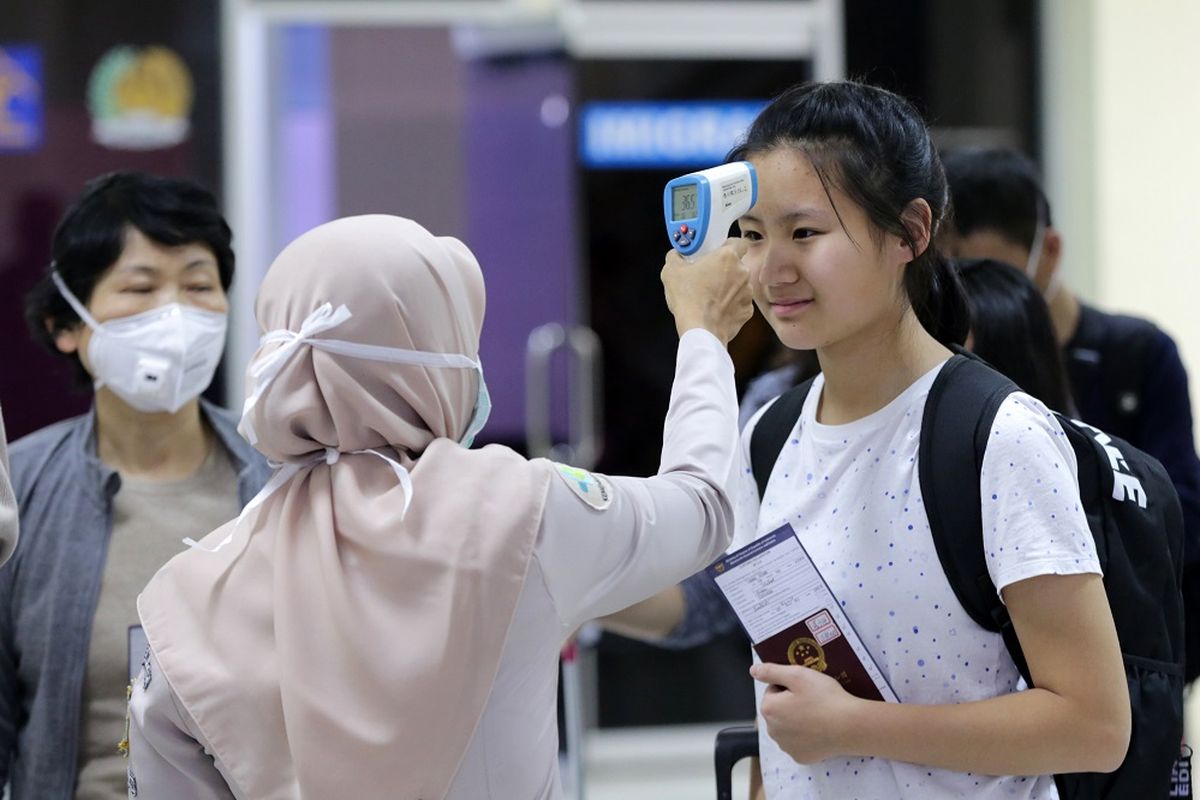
[941,147,1200,680]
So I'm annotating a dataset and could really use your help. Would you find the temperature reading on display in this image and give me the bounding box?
[672,184,698,221]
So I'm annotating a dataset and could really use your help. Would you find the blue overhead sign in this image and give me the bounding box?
[0,45,43,153]
[580,101,765,169]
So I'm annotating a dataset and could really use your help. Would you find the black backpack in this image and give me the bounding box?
[749,352,1185,800]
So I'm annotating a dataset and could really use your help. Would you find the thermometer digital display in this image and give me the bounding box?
[671,184,699,221]
[663,161,757,261]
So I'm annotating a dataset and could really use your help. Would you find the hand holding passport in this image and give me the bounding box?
[707,524,897,703]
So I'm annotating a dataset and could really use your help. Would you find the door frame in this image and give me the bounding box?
[220,0,843,405]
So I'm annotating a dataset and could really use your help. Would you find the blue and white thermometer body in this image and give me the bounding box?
[663,162,758,262]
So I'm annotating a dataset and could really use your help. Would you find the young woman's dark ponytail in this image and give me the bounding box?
[906,250,970,346]
[729,81,970,346]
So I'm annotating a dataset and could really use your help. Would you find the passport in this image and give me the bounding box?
[752,608,888,702]
[708,524,896,703]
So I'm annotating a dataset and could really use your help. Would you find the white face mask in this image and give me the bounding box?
[1024,216,1045,282]
[240,303,490,448]
[1025,196,1061,301]
[52,271,228,414]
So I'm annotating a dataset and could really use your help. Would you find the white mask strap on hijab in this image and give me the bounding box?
[240,303,354,445]
[240,302,487,446]
[206,303,487,556]
[184,446,414,553]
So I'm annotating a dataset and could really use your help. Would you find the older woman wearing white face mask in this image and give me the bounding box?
[0,172,271,800]
[125,214,752,800]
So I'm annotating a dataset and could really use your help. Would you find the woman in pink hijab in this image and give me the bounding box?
[126,215,751,799]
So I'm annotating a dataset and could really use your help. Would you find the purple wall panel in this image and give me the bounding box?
[274,27,578,446]
[272,25,336,252]
[463,55,579,443]
[330,28,464,235]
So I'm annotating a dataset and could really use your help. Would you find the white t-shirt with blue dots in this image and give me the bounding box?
[732,360,1099,800]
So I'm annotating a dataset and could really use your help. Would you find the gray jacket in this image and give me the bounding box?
[0,408,16,567]
[0,401,270,799]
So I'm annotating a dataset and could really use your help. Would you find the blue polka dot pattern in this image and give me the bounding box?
[729,366,1091,800]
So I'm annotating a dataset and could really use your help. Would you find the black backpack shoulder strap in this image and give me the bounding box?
[919,351,1031,680]
[749,378,816,500]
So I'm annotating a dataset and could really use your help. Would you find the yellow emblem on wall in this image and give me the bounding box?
[88,45,193,150]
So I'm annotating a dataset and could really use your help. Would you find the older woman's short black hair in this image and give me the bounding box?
[23,172,234,379]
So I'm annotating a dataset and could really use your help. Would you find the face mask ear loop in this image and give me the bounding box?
[307,340,488,446]
[307,339,479,370]
[241,308,484,448]
[51,270,104,331]
[1025,221,1045,281]
[51,270,108,390]
[1030,196,1062,302]
[1025,192,1050,295]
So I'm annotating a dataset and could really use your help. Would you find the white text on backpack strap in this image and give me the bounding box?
[1073,420,1148,509]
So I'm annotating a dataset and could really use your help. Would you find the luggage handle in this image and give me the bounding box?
[715,724,759,799]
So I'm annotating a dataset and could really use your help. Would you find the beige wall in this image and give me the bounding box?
[1043,0,1200,441]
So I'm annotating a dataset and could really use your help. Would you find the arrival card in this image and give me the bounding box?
[707,524,897,702]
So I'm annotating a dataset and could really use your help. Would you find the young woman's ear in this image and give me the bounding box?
[897,199,934,263]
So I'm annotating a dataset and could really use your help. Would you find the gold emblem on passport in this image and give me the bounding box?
[786,637,827,672]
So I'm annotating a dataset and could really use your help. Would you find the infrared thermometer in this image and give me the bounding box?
[663,161,757,261]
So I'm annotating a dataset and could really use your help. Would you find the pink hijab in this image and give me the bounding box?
[139,215,554,799]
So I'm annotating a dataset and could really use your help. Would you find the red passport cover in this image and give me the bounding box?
[752,608,886,702]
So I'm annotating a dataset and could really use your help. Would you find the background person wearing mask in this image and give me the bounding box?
[940,147,1200,678]
[0,172,271,800]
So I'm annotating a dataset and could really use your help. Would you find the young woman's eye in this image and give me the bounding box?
[187,285,215,293]
[122,286,155,294]
[793,228,819,240]
[741,230,764,242]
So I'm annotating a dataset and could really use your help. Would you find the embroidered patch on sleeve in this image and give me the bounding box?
[554,463,614,511]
